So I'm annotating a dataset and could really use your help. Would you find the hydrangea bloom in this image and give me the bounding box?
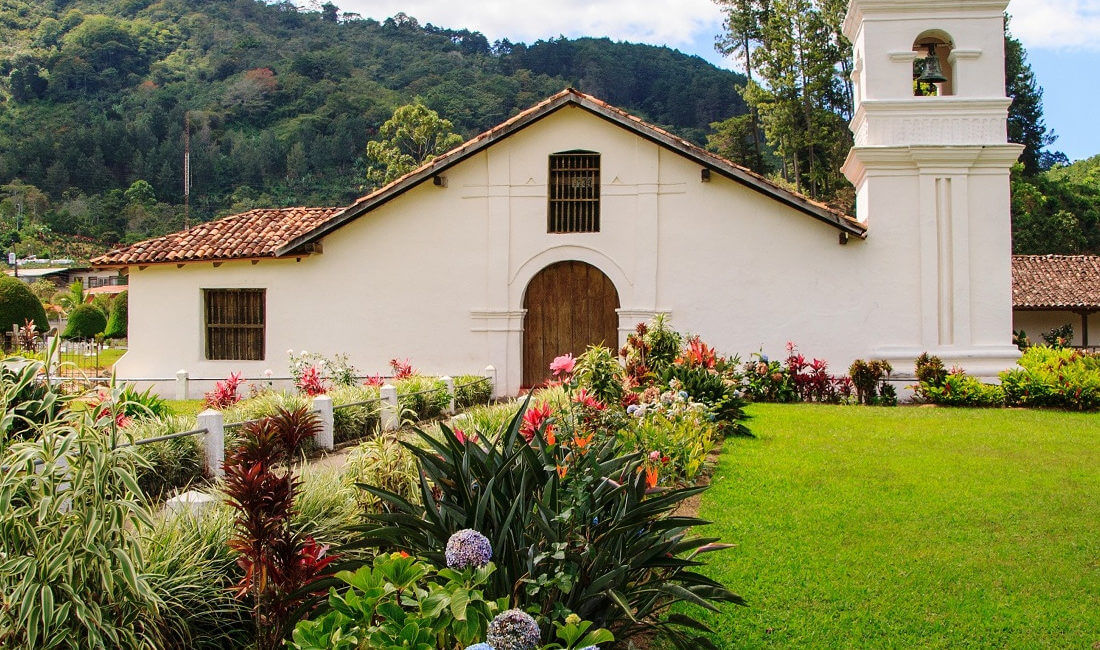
[464,644,494,650]
[486,609,541,650]
[445,529,492,570]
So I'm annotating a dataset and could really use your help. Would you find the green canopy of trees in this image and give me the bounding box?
[0,0,748,249]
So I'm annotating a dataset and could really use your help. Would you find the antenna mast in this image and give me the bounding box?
[183,111,191,229]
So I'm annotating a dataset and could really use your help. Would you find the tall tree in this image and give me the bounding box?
[363,102,464,188]
[1004,18,1062,175]
[714,0,769,172]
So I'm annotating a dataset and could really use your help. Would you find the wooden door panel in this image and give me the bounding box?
[522,261,619,388]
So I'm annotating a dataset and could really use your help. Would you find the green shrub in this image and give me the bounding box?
[61,302,107,339]
[342,436,422,512]
[1000,346,1100,411]
[1041,323,1074,348]
[454,374,492,409]
[224,390,309,424]
[848,359,896,406]
[0,356,67,450]
[291,553,513,650]
[328,384,382,443]
[450,401,520,440]
[919,371,1005,407]
[574,344,624,405]
[618,401,717,484]
[142,506,252,649]
[395,375,449,421]
[0,410,167,648]
[661,363,751,436]
[124,415,204,499]
[343,402,743,647]
[104,289,128,339]
[0,274,49,334]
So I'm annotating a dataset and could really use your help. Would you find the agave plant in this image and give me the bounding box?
[338,398,744,648]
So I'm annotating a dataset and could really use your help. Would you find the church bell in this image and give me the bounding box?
[917,44,948,85]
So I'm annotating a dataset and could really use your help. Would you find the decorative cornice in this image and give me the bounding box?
[845,0,1010,39]
[470,309,527,333]
[843,144,1023,185]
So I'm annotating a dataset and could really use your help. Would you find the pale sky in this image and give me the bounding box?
[334,0,1100,160]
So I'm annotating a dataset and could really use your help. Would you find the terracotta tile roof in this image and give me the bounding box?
[92,207,343,266]
[1012,254,1100,311]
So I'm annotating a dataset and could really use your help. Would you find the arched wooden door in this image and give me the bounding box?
[522,261,620,388]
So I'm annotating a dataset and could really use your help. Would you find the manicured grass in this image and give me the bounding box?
[690,404,1100,648]
[164,399,205,418]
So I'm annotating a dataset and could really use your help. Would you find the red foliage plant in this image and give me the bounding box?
[222,407,334,650]
[204,372,244,409]
[296,365,328,396]
[676,336,718,369]
[389,358,416,380]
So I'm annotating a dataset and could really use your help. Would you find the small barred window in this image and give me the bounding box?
[548,151,600,233]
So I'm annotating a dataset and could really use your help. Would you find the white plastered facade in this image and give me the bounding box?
[116,0,1024,394]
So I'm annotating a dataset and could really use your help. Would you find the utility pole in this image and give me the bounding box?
[183,111,191,230]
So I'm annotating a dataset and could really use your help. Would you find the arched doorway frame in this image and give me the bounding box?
[511,246,631,389]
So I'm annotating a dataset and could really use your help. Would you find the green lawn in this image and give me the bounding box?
[690,404,1100,649]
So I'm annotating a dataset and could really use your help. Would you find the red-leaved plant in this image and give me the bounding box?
[389,357,416,379]
[296,365,328,396]
[204,372,244,409]
[222,407,334,649]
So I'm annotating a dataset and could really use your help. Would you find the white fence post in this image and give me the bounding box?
[313,394,334,451]
[483,365,497,400]
[441,375,455,415]
[175,369,190,401]
[380,384,399,432]
[197,409,224,478]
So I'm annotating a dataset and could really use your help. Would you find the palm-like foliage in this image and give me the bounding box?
[339,399,744,648]
[54,280,85,313]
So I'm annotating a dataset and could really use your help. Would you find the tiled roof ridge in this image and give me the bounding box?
[92,206,343,266]
[1011,253,1100,311]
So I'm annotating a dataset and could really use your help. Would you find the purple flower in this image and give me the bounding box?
[486,609,540,650]
[445,529,493,570]
[464,645,494,650]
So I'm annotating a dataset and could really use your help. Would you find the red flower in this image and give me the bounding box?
[520,403,554,442]
[572,388,606,411]
[454,427,478,444]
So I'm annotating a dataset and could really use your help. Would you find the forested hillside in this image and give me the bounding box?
[0,0,748,251]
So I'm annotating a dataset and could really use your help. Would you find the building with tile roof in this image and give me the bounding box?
[94,1,1027,393]
[1012,255,1100,347]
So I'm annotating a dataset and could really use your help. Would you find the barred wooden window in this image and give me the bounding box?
[204,289,265,361]
[548,151,600,233]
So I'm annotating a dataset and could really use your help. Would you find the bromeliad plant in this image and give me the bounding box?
[222,406,335,650]
[205,372,245,409]
[340,397,743,648]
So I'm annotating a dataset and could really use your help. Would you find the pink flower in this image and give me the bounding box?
[549,354,576,376]
[649,450,662,462]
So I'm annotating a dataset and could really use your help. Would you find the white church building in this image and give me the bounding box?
[94,0,1026,395]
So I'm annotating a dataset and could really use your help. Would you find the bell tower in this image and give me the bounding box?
[842,0,1024,376]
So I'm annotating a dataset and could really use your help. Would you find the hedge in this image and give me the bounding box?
[104,290,127,339]
[62,303,107,339]
[0,275,49,334]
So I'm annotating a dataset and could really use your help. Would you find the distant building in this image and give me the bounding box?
[1012,255,1100,347]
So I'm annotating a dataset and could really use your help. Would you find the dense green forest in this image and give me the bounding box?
[0,0,1096,259]
[0,0,747,251]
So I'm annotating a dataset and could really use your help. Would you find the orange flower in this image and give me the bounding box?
[645,466,659,489]
[556,464,569,479]
[572,432,594,454]
[546,427,557,445]
[398,550,410,558]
